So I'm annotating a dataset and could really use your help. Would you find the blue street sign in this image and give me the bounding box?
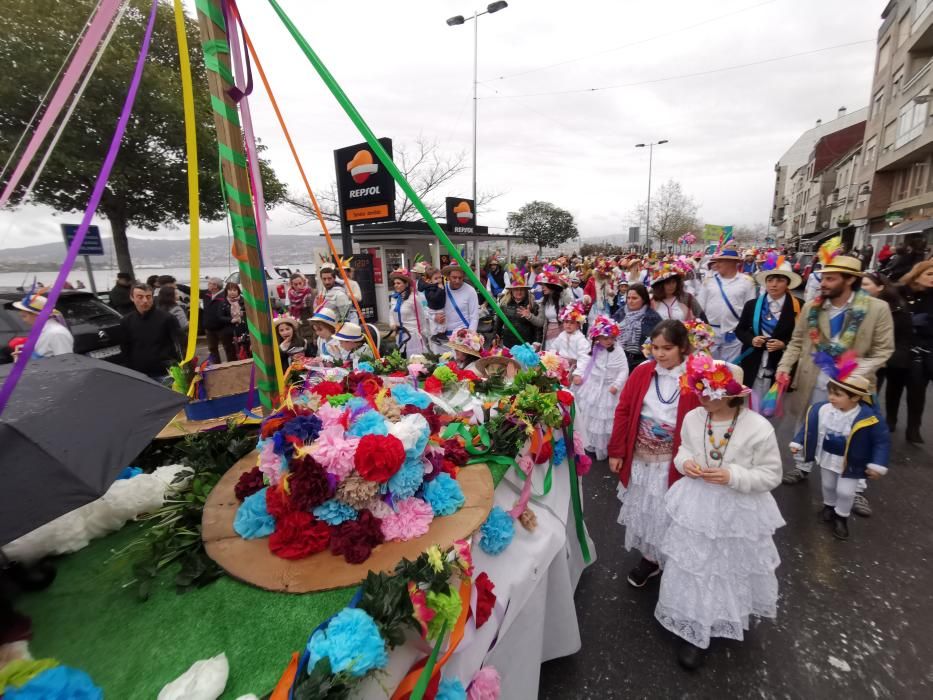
[61,224,104,256]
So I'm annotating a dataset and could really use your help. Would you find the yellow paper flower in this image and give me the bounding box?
[427,545,444,572]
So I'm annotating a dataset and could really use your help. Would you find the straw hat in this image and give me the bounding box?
[820,255,864,277]
[447,328,484,357]
[309,307,338,330]
[334,322,364,343]
[411,261,428,275]
[388,268,413,284]
[273,315,299,332]
[755,260,801,289]
[828,373,872,400]
[442,260,467,276]
[649,263,683,286]
[12,293,49,314]
[539,270,567,288]
[474,354,521,379]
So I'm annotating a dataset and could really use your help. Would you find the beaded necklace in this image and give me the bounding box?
[705,408,740,466]
[654,372,680,405]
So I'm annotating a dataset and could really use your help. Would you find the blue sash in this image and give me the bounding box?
[829,312,846,338]
[445,284,470,329]
[488,274,503,296]
[714,275,741,321]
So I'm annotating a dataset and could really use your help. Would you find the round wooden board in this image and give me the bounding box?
[155,410,260,440]
[202,452,495,593]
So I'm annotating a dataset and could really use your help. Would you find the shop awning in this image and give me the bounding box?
[873,217,933,237]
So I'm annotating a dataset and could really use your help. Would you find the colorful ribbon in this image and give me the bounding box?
[0,0,159,416]
[563,401,592,564]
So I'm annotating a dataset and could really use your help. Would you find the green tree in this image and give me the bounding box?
[507,201,579,255]
[0,0,287,279]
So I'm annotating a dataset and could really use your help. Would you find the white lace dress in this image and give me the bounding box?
[573,344,629,460]
[616,362,684,562]
[656,407,785,649]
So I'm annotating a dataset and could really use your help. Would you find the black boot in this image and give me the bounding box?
[820,505,835,523]
[677,640,707,670]
[833,514,849,541]
[906,426,924,444]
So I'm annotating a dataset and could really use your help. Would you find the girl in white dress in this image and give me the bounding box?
[549,301,590,373]
[572,316,628,460]
[387,269,427,357]
[658,355,784,670]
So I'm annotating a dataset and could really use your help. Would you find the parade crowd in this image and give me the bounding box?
[9,237,933,671]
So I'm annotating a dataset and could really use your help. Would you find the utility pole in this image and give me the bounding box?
[635,140,668,253]
[195,0,278,412]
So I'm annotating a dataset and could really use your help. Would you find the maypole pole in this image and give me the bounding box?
[194,0,278,412]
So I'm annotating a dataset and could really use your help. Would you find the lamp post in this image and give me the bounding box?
[447,1,508,210]
[635,140,668,252]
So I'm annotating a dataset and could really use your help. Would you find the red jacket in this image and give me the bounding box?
[606,359,700,488]
[582,277,596,312]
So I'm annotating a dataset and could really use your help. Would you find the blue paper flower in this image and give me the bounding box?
[348,396,371,412]
[348,410,389,437]
[312,499,359,525]
[357,361,375,372]
[391,384,432,409]
[307,608,388,678]
[436,677,467,700]
[479,506,514,555]
[423,473,465,516]
[234,488,275,540]
[116,466,143,480]
[405,422,430,461]
[271,431,296,457]
[552,437,567,466]
[388,457,424,499]
[511,343,540,368]
[6,666,102,700]
[281,414,323,443]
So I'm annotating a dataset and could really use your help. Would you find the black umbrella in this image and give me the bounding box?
[0,354,185,546]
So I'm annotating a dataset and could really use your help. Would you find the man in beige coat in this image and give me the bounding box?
[776,256,894,497]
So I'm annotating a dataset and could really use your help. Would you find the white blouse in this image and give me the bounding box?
[641,362,685,426]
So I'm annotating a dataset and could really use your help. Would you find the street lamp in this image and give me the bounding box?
[447,2,509,210]
[635,140,668,252]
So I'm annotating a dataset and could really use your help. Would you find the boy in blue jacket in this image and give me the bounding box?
[790,372,890,541]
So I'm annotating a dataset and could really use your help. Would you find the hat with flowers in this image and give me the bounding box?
[558,301,586,325]
[681,354,750,399]
[447,328,485,357]
[588,315,621,340]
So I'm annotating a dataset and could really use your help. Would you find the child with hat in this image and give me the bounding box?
[333,322,374,369]
[789,356,890,541]
[656,355,784,670]
[549,301,590,372]
[447,328,485,373]
[572,315,629,460]
[274,315,314,367]
[309,307,340,363]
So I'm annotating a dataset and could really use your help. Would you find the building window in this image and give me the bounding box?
[895,101,928,148]
[864,136,877,166]
[883,119,897,152]
[898,13,910,47]
[892,65,905,93]
[911,159,930,197]
[872,87,885,119]
[878,38,891,72]
[895,170,909,201]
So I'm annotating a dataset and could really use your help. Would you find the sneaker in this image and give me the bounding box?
[627,558,661,588]
[820,505,835,523]
[852,494,872,518]
[833,514,849,541]
[782,468,809,485]
[677,641,707,671]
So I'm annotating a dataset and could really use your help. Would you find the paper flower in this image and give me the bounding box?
[437,677,467,700]
[354,434,406,482]
[380,497,434,541]
[312,499,358,526]
[336,473,380,509]
[307,608,388,678]
[269,512,330,560]
[286,455,332,510]
[426,588,463,640]
[389,413,430,456]
[423,375,444,395]
[280,413,323,443]
[257,438,286,486]
[314,402,346,428]
[329,510,384,564]
[357,361,375,372]
[327,392,354,407]
[311,425,360,481]
[6,666,102,700]
[311,380,346,400]
[479,507,514,555]
[453,539,474,576]
[539,351,562,372]
[408,581,436,636]
[387,458,425,499]
[575,452,592,476]
[474,572,496,629]
[552,437,567,466]
[408,362,427,377]
[391,383,432,409]
[511,343,540,368]
[467,667,501,700]
[234,466,265,501]
[347,410,389,438]
[443,438,469,467]
[234,488,275,540]
[423,473,465,516]
[427,544,445,572]
[433,365,458,383]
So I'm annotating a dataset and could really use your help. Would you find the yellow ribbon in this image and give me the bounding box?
[173,0,200,363]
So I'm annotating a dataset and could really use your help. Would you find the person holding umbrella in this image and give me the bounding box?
[11,292,73,360]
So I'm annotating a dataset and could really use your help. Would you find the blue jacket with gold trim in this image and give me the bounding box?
[793,402,891,479]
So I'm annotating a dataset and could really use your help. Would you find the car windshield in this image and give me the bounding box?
[57,296,119,324]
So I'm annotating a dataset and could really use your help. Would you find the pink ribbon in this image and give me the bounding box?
[0,0,124,208]
[508,453,535,518]
[0,0,159,415]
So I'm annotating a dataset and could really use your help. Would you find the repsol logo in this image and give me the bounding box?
[454,226,473,233]
[349,186,381,198]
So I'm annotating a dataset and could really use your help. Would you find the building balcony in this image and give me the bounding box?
[909,3,933,53]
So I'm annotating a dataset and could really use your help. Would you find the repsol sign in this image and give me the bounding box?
[334,138,396,224]
[349,186,382,198]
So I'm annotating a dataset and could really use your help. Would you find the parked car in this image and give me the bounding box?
[0,290,124,364]
[791,252,815,284]
[223,266,299,312]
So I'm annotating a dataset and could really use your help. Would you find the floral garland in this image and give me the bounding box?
[807,290,869,357]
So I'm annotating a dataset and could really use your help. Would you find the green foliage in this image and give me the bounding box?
[507,200,579,253]
[513,385,563,428]
[292,658,353,700]
[357,571,416,648]
[372,349,409,375]
[0,0,287,276]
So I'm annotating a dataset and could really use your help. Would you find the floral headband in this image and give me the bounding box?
[588,315,620,340]
[681,354,750,399]
[558,301,586,324]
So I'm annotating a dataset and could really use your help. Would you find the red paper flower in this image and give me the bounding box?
[287,455,332,510]
[269,512,330,560]
[346,371,383,396]
[389,370,408,378]
[355,434,405,482]
[474,572,496,629]
[234,466,265,502]
[311,381,345,399]
[442,438,469,467]
[441,459,459,477]
[423,375,444,395]
[556,390,574,406]
[330,509,384,564]
[265,483,295,518]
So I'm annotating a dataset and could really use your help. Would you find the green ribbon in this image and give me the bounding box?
[511,454,554,498]
[564,402,592,564]
[410,621,448,700]
[265,0,527,347]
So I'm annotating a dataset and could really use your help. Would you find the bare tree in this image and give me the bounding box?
[285,137,501,225]
[732,223,770,246]
[630,180,700,248]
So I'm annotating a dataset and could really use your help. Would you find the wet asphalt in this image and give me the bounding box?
[539,395,933,699]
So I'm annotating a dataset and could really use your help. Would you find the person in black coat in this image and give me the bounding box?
[894,261,933,443]
[735,262,802,406]
[108,272,135,315]
[202,277,236,362]
[118,283,181,379]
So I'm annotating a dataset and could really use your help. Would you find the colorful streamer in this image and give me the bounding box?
[0,0,159,415]
[264,0,526,346]
[172,0,201,364]
[0,0,125,208]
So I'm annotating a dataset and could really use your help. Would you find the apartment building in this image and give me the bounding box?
[852,0,933,250]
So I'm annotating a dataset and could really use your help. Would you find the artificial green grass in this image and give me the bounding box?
[16,524,354,698]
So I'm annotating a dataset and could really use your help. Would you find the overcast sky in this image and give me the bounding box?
[0,0,882,250]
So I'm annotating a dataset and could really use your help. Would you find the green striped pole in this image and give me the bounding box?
[195,0,278,412]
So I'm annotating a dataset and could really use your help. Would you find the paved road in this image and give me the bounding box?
[540,398,933,699]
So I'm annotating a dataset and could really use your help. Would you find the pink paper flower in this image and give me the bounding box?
[575,452,592,476]
[453,539,474,576]
[314,403,346,429]
[258,438,286,485]
[380,497,434,541]
[408,581,436,637]
[467,667,501,700]
[312,425,360,481]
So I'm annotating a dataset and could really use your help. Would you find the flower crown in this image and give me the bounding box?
[681,354,749,399]
[558,301,586,324]
[588,315,620,340]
